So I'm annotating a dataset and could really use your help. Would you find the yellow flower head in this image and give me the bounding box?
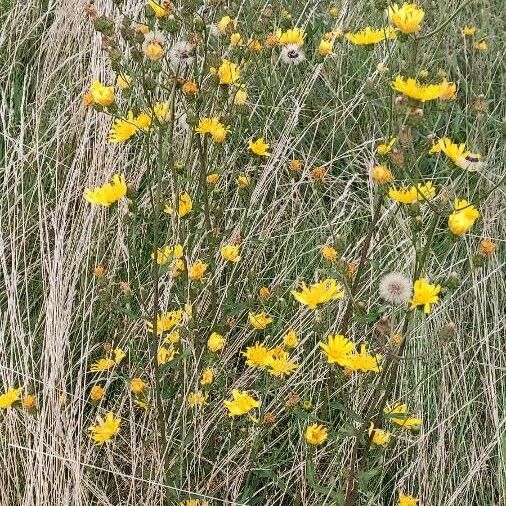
[90,384,106,401]
[292,278,344,310]
[248,312,273,330]
[187,391,207,408]
[267,351,298,377]
[84,174,127,206]
[130,377,148,395]
[146,310,183,335]
[371,165,394,184]
[135,111,152,131]
[283,329,299,348]
[409,278,441,314]
[89,80,115,107]
[438,79,457,100]
[217,15,234,34]
[236,174,250,189]
[158,346,177,365]
[89,412,121,444]
[0,387,22,409]
[249,138,271,157]
[144,41,165,60]
[473,40,487,51]
[318,39,333,56]
[462,26,476,36]
[388,182,436,204]
[242,342,273,367]
[320,334,355,367]
[221,244,241,262]
[347,344,383,373]
[391,75,454,102]
[369,423,391,446]
[224,389,260,416]
[147,0,169,17]
[385,403,422,428]
[164,192,193,218]
[387,3,424,34]
[305,423,328,445]
[345,26,397,46]
[321,245,338,261]
[195,117,229,143]
[189,261,208,281]
[206,173,220,185]
[108,112,139,143]
[234,88,248,105]
[430,137,482,171]
[21,394,37,409]
[217,59,240,85]
[276,27,305,46]
[116,74,132,90]
[207,332,225,352]
[230,32,242,46]
[398,492,419,506]
[377,137,397,155]
[448,199,480,236]
[200,368,214,386]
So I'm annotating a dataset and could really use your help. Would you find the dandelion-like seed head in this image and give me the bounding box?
[379,272,412,304]
[280,44,305,65]
[169,41,194,68]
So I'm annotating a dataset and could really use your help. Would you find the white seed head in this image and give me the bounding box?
[379,272,412,304]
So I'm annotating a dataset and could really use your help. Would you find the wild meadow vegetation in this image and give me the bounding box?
[0,0,504,505]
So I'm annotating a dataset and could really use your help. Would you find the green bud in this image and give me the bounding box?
[93,15,115,37]
[472,253,487,268]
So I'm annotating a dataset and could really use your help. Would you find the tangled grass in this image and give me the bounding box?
[0,0,504,505]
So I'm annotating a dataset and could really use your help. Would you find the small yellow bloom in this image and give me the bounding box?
[276,28,305,46]
[387,3,425,34]
[200,368,214,386]
[164,330,180,344]
[230,32,242,45]
[320,334,355,367]
[292,278,344,310]
[236,174,250,189]
[217,15,233,34]
[431,137,482,170]
[473,40,487,51]
[188,391,207,408]
[479,239,496,257]
[217,59,240,85]
[153,101,170,122]
[398,492,418,506]
[206,173,220,185]
[247,39,263,52]
[233,88,248,105]
[130,377,148,395]
[305,423,328,445]
[369,423,391,446]
[448,199,480,236]
[248,138,270,157]
[89,80,115,107]
[329,6,339,18]
[158,346,177,365]
[290,159,302,171]
[182,80,199,95]
[347,344,383,373]
[195,117,229,143]
[345,26,397,46]
[90,384,106,401]
[267,351,298,377]
[189,261,208,281]
[462,26,476,36]
[89,412,121,444]
[248,312,273,330]
[0,387,22,408]
[164,192,193,218]
[220,244,241,262]
[318,39,333,56]
[385,403,422,428]
[377,137,397,155]
[224,389,260,416]
[207,332,225,352]
[84,174,127,206]
[259,286,270,299]
[371,165,394,184]
[391,75,455,102]
[321,245,338,261]
[148,0,169,17]
[116,74,132,90]
[108,112,139,143]
[144,41,165,60]
[147,310,183,335]
[242,342,273,367]
[409,278,441,314]
[283,329,299,348]
[388,182,436,204]
[21,394,36,410]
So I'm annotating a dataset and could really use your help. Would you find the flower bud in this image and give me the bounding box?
[439,322,456,342]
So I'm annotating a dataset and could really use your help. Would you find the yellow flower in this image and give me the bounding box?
[113,347,126,363]
[345,26,397,46]
[473,40,487,51]
[385,403,422,428]
[248,312,273,330]
[224,389,260,416]
[283,330,299,348]
[371,165,394,184]
[146,310,183,335]
[164,192,193,218]
[84,174,127,206]
[180,500,209,506]
[89,80,115,107]
[217,15,233,34]
[147,0,169,17]
[388,182,436,204]
[320,334,355,367]
[153,101,170,122]
[369,423,391,446]
[108,111,139,143]
[462,26,476,36]
[347,344,383,373]
[321,245,338,261]
[259,286,270,299]
[318,39,333,56]
[242,342,273,367]
[267,351,298,377]
[236,174,250,189]
[90,384,106,401]
[230,32,242,45]
[448,199,480,236]
[200,368,214,386]
[144,41,165,60]
[89,412,121,444]
[247,39,263,52]
[135,111,152,131]
[90,347,125,372]
[164,330,180,344]
[438,79,457,100]
[234,89,248,105]
[130,377,148,395]
[248,137,270,157]
[305,423,328,445]
[206,173,220,185]
[189,261,208,281]
[479,239,496,257]
[391,75,455,102]
[276,28,305,46]
[292,278,344,310]
[116,74,132,90]
[377,137,396,155]
[182,80,198,95]
[220,244,241,262]
[207,332,225,352]
[158,346,177,365]
[409,278,441,314]
[398,492,419,506]
[195,117,229,143]
[217,59,240,85]
[290,159,303,171]
[0,387,22,408]
[387,3,424,34]
[21,394,36,409]
[430,137,481,171]
[188,391,207,408]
